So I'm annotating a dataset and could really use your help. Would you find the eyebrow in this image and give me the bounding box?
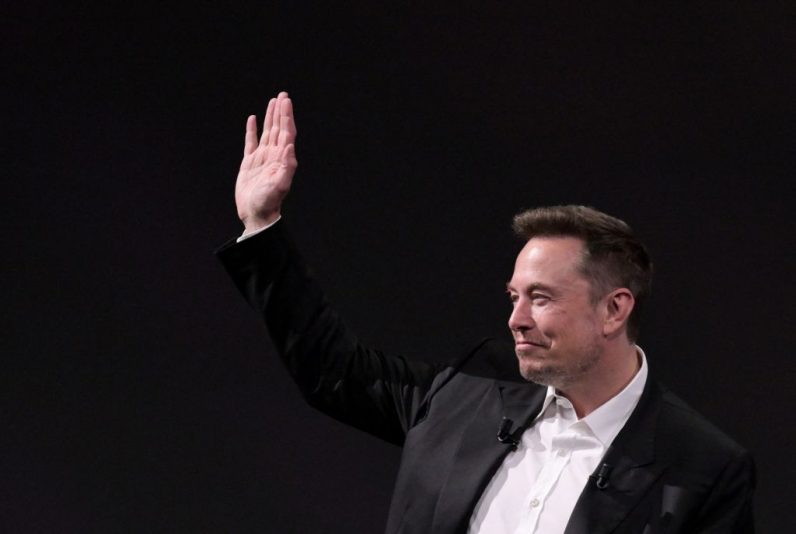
[505,281,557,294]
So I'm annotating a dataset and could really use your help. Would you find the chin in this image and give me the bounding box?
[517,359,559,386]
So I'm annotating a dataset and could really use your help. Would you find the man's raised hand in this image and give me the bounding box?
[235,91,298,233]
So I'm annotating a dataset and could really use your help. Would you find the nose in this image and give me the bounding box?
[508,298,534,332]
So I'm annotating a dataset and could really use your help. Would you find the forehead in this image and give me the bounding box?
[509,236,588,288]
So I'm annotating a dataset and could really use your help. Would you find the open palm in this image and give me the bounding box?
[235,92,298,232]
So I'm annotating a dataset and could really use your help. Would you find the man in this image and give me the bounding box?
[217,92,755,533]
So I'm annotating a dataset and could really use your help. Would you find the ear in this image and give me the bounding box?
[602,288,635,338]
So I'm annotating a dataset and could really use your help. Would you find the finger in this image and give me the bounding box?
[278,107,296,148]
[284,95,296,137]
[260,98,276,145]
[244,115,258,156]
[278,117,289,148]
[269,93,285,146]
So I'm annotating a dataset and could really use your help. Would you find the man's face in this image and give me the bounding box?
[506,236,605,388]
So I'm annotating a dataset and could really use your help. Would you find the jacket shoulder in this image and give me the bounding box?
[655,384,749,459]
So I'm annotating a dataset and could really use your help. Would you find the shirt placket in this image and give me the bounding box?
[519,399,578,534]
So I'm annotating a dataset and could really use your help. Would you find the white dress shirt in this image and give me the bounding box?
[468,348,648,534]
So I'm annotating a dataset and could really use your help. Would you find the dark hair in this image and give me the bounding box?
[512,205,653,341]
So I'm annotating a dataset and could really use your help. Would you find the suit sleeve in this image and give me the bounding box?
[691,449,756,533]
[216,221,441,446]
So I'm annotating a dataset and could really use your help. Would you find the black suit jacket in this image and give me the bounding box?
[217,222,755,533]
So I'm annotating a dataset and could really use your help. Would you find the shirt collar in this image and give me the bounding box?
[535,346,649,446]
[581,346,648,446]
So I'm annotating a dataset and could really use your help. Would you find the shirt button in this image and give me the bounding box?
[530,498,540,507]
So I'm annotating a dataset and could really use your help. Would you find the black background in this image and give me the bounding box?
[4,2,794,532]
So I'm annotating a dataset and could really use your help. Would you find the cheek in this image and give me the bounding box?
[539,309,599,342]
[534,308,565,337]
[572,316,603,341]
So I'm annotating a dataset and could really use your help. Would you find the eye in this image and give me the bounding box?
[531,293,551,305]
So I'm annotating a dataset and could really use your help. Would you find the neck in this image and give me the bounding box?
[558,343,641,418]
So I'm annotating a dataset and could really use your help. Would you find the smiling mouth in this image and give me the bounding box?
[515,340,548,351]
[515,343,549,363]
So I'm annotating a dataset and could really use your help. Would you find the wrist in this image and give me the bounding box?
[241,212,281,235]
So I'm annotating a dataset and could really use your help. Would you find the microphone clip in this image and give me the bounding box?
[497,417,521,450]
[591,462,612,490]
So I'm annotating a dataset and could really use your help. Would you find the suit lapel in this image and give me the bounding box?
[431,380,546,533]
[565,380,667,534]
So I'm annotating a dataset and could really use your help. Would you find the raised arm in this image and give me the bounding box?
[221,93,447,445]
[235,91,298,234]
